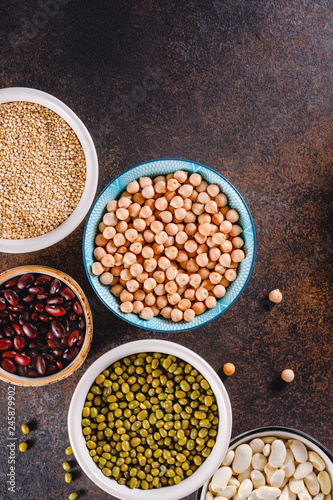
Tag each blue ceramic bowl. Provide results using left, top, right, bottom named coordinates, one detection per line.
left=83, top=159, right=256, bottom=332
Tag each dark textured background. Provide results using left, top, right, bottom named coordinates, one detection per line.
left=0, top=0, right=332, bottom=499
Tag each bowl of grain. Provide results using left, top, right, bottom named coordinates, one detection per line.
left=200, top=426, right=333, bottom=500
left=0, top=87, right=98, bottom=253
left=68, top=339, right=232, bottom=500
left=83, top=159, right=256, bottom=331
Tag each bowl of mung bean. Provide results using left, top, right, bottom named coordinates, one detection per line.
left=0, top=87, right=98, bottom=253
left=68, top=339, right=232, bottom=500
left=200, top=426, right=333, bottom=500
left=0, top=265, right=93, bottom=386
left=83, top=158, right=256, bottom=331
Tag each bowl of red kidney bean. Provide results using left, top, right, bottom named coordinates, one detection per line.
left=0, top=266, right=93, bottom=386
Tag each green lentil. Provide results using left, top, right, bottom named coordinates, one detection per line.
left=68, top=493, right=78, bottom=500
left=82, top=352, right=219, bottom=490
left=65, top=446, right=73, bottom=455
left=64, top=473, right=72, bottom=483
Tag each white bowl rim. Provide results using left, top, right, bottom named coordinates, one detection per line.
left=68, top=339, right=232, bottom=500
left=83, top=157, right=256, bottom=332
left=0, top=87, right=98, bottom=253
left=199, top=425, right=333, bottom=500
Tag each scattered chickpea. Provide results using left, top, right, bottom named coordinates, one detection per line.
left=223, top=363, right=235, bottom=376
left=268, top=289, right=283, bottom=304
left=281, top=369, right=294, bottom=383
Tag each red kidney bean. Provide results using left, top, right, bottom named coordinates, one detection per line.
left=30, top=312, right=39, bottom=322
left=63, top=347, right=79, bottom=361
left=28, top=341, right=44, bottom=350
left=69, top=313, right=77, bottom=321
left=28, top=286, right=45, bottom=295
left=78, top=319, right=85, bottom=330
left=47, top=339, right=60, bottom=349
left=46, top=364, right=57, bottom=375
left=37, top=293, right=49, bottom=301
left=0, top=310, right=9, bottom=318
left=60, top=337, right=67, bottom=346
left=51, top=348, right=62, bottom=358
left=64, top=301, right=72, bottom=311
left=34, top=275, right=52, bottom=286
left=60, top=286, right=75, bottom=300
left=55, top=360, right=64, bottom=370
left=13, top=336, right=27, bottom=351
left=17, top=273, right=34, bottom=290
left=19, top=311, right=30, bottom=324
left=1, top=358, right=16, bottom=373
left=12, top=324, right=24, bottom=336
left=2, top=350, right=16, bottom=359
left=47, top=297, right=63, bottom=305
left=36, top=356, right=46, bottom=375
left=47, top=331, right=54, bottom=340
left=39, top=313, right=50, bottom=322
left=73, top=300, right=83, bottom=315
left=8, top=305, right=25, bottom=312
left=4, top=290, right=19, bottom=306
left=50, top=278, right=61, bottom=295
left=45, top=305, right=66, bottom=316
left=28, top=370, right=38, bottom=377
left=0, top=297, right=6, bottom=310
left=68, top=330, right=79, bottom=347
left=0, top=339, right=13, bottom=350
left=22, top=294, right=35, bottom=303
left=4, top=326, right=15, bottom=337
left=50, top=320, right=66, bottom=338
left=34, top=303, right=45, bottom=312
left=44, top=353, right=54, bottom=362
left=18, top=366, right=28, bottom=376
left=77, top=335, right=84, bottom=347
left=14, top=353, right=31, bottom=366
left=22, top=323, right=38, bottom=339
left=4, top=278, right=18, bottom=288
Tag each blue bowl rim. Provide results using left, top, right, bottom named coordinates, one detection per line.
left=83, top=158, right=256, bottom=332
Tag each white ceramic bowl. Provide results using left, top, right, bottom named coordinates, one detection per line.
left=199, top=426, right=333, bottom=500
left=0, top=87, right=98, bottom=253
left=68, top=339, right=232, bottom=500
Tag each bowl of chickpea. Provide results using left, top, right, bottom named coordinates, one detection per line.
left=83, top=159, right=256, bottom=331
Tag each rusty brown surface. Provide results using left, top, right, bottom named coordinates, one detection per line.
left=0, top=0, right=332, bottom=499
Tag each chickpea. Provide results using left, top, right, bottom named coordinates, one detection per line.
left=152, top=242, right=164, bottom=255
left=174, top=170, right=188, bottom=183
left=101, top=254, right=115, bottom=268
left=99, top=221, right=107, bottom=232
left=111, top=284, right=124, bottom=297
left=126, top=280, right=140, bottom=293
left=281, top=369, right=294, bottom=383
left=133, top=192, right=145, bottom=205
left=175, top=231, right=188, bottom=245
left=107, top=200, right=118, bottom=212
left=134, top=289, right=145, bottom=301
left=150, top=220, right=164, bottom=234
left=178, top=184, right=193, bottom=198
left=184, top=223, right=196, bottom=236
left=161, top=306, right=172, bottom=319
left=103, top=226, right=116, bottom=240
left=139, top=176, right=152, bottom=188
left=133, top=301, right=144, bottom=314
left=205, top=296, right=217, bottom=309
left=164, top=246, right=178, bottom=260
left=143, top=277, right=157, bottom=292
left=212, top=212, right=224, bottom=225
left=132, top=218, right=145, bottom=232
left=183, top=197, right=192, bottom=210
left=189, top=173, right=202, bottom=186
left=184, top=211, right=196, bottom=223
left=186, top=259, right=199, bottom=273
left=91, top=262, right=105, bottom=275
left=120, top=301, right=133, bottom=313
left=215, top=193, right=228, bottom=207
left=196, top=253, right=209, bottom=267
left=209, top=247, right=221, bottom=262
left=171, top=308, right=183, bottom=322
left=189, top=189, right=198, bottom=201
left=198, top=267, right=210, bottom=280
left=143, top=229, right=155, bottom=243
left=211, top=232, right=224, bottom=246
left=207, top=184, right=220, bottom=198
left=127, top=180, right=140, bottom=194
left=154, top=197, right=168, bottom=211
left=160, top=211, right=173, bottom=223
left=145, top=293, right=156, bottom=306
left=155, top=180, right=167, bottom=193
left=175, top=273, right=189, bottom=287
left=120, top=269, right=132, bottom=281
left=219, top=253, right=231, bottom=267
left=184, top=288, right=196, bottom=301
left=184, top=239, right=198, bottom=253
left=169, top=195, right=183, bottom=208
left=94, top=247, right=107, bottom=261
left=103, top=212, right=118, bottom=227
left=141, top=185, right=155, bottom=199
left=202, top=279, right=214, bottom=291
left=154, top=284, right=165, bottom=296
left=99, top=272, right=114, bottom=285
left=129, top=263, right=143, bottom=277
left=112, top=266, right=123, bottom=277
left=231, top=249, right=245, bottom=263
left=194, top=232, right=207, bottom=244
left=223, top=363, right=235, bottom=376
left=229, top=224, right=243, bottom=237
left=220, top=240, right=233, bottom=253
left=139, top=206, right=152, bottom=219
left=137, top=272, right=149, bottom=284
left=128, top=203, right=141, bottom=217
left=155, top=256, right=170, bottom=270
left=120, top=290, right=133, bottom=302
left=268, top=289, right=283, bottom=304
left=106, top=241, right=117, bottom=254
left=192, top=302, right=206, bottom=315
left=197, top=180, right=208, bottom=193
left=164, top=235, right=175, bottom=247
left=178, top=298, right=191, bottom=311
left=195, top=287, right=209, bottom=301
left=95, top=233, right=108, bottom=247
left=167, top=178, right=180, bottom=191
left=156, top=296, right=168, bottom=309
left=197, top=192, right=211, bottom=204
left=225, top=269, right=237, bottom=281
left=174, top=208, right=187, bottom=220
left=165, top=281, right=177, bottom=294
left=184, top=308, right=196, bottom=322
left=166, top=267, right=178, bottom=280
left=226, top=209, right=239, bottom=223
left=129, top=242, right=142, bottom=255
left=213, top=284, right=226, bottom=298
left=164, top=223, right=177, bottom=236
left=215, top=263, right=226, bottom=275
left=116, top=208, right=129, bottom=221
left=209, top=272, right=222, bottom=285
left=192, top=203, right=205, bottom=216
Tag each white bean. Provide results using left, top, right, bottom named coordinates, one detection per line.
left=256, top=486, right=281, bottom=499
left=294, top=462, right=313, bottom=480
left=210, top=467, right=233, bottom=494
left=289, top=440, right=308, bottom=463
left=232, top=444, right=253, bottom=474
left=239, top=478, right=253, bottom=499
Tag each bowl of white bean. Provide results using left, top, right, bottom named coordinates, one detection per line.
left=0, top=87, right=98, bottom=253
left=83, top=158, right=256, bottom=331
left=199, top=426, right=333, bottom=500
